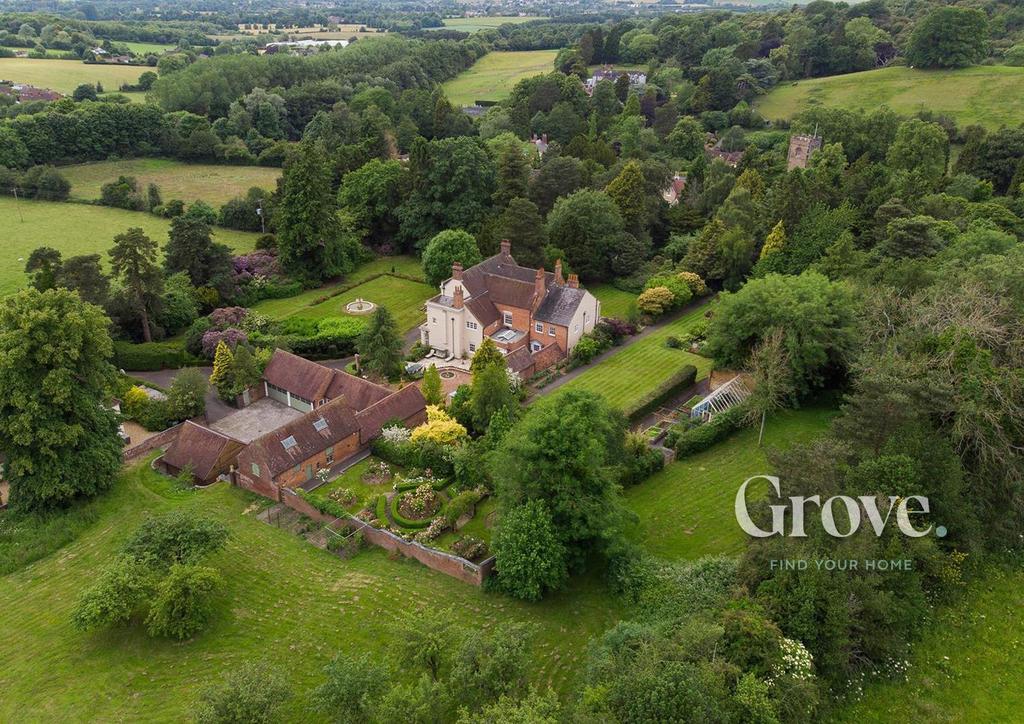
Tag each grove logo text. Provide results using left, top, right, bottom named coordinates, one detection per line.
left=735, top=475, right=944, bottom=539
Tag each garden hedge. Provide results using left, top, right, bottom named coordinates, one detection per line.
left=624, top=364, right=699, bottom=421
left=388, top=493, right=434, bottom=530
left=113, top=341, right=204, bottom=371
left=671, top=404, right=748, bottom=458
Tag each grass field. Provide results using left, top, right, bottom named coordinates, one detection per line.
left=754, top=65, right=1024, bottom=129
left=0, top=197, right=258, bottom=296
left=0, top=459, right=622, bottom=721
left=624, top=405, right=836, bottom=559
left=558, top=304, right=713, bottom=413
left=123, top=41, right=175, bottom=54
left=836, top=565, right=1024, bottom=722
left=60, top=159, right=281, bottom=206
left=435, top=16, right=546, bottom=33
left=591, top=284, right=637, bottom=320
left=0, top=57, right=149, bottom=94
left=442, top=50, right=559, bottom=107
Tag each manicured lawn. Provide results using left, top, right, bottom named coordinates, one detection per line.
left=835, top=566, right=1024, bottom=722
left=0, top=460, right=622, bottom=721
left=250, top=256, right=425, bottom=319
left=624, top=405, right=836, bottom=560
left=591, top=284, right=637, bottom=320
left=297, top=275, right=433, bottom=333
left=558, top=304, right=714, bottom=414
left=442, top=50, right=559, bottom=107
left=0, top=197, right=258, bottom=297
left=0, top=57, right=149, bottom=94
left=60, top=158, right=281, bottom=206
left=754, top=65, right=1024, bottom=130
left=434, top=16, right=547, bottom=33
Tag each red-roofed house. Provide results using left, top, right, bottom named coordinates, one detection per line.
left=419, top=240, right=600, bottom=372
left=157, top=421, right=245, bottom=485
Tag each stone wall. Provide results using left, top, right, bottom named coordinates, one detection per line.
left=280, top=488, right=494, bottom=586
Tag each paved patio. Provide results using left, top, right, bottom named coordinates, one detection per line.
left=209, top=397, right=303, bottom=443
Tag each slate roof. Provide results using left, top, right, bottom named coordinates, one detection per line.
left=355, top=384, right=428, bottom=444
left=246, top=396, right=361, bottom=478
left=456, top=249, right=588, bottom=327
left=161, top=421, right=244, bottom=482
left=534, top=285, right=587, bottom=325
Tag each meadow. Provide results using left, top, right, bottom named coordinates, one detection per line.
left=0, top=197, right=258, bottom=296
left=441, top=50, right=559, bottom=107
left=754, top=65, right=1024, bottom=129
left=558, top=303, right=714, bottom=414
left=60, top=158, right=282, bottom=206
left=436, top=16, right=546, bottom=33
left=624, top=405, right=837, bottom=559
left=123, top=41, right=175, bottom=54
left=0, top=57, right=149, bottom=93
left=0, top=460, right=622, bottom=722
left=836, top=565, right=1024, bottom=722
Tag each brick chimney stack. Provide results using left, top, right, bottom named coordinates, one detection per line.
left=554, top=259, right=564, bottom=286
left=500, top=239, right=511, bottom=258
left=452, top=261, right=463, bottom=281
left=453, top=284, right=464, bottom=309
left=534, top=266, right=546, bottom=301
left=567, top=273, right=579, bottom=289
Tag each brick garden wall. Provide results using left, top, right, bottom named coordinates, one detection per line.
left=280, top=489, right=494, bottom=586
left=123, top=423, right=183, bottom=463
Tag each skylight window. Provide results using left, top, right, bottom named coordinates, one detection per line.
left=281, top=435, right=297, bottom=450
left=313, top=417, right=329, bottom=432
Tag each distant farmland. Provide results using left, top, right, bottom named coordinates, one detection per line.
left=436, top=16, right=546, bottom=33
left=0, top=57, right=149, bottom=94
left=442, top=50, right=558, bottom=107
left=755, top=65, right=1024, bottom=130
left=61, top=159, right=281, bottom=206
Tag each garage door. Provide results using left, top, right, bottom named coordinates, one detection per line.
left=267, top=383, right=289, bottom=406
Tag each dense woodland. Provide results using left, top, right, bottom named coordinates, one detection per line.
left=1, top=0, right=1023, bottom=722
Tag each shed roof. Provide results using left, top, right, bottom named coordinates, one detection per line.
left=246, top=396, right=360, bottom=478
left=161, top=421, right=244, bottom=481
left=356, top=384, right=427, bottom=444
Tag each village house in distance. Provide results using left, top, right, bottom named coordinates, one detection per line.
left=420, top=241, right=600, bottom=377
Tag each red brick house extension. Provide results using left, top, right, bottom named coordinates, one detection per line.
left=234, top=351, right=427, bottom=499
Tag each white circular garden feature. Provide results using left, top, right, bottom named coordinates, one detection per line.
left=344, top=297, right=377, bottom=314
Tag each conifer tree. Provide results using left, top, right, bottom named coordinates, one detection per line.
left=421, top=364, right=444, bottom=406
left=760, top=220, right=787, bottom=259
left=606, top=160, right=647, bottom=234
left=358, top=307, right=402, bottom=380
left=209, top=340, right=235, bottom=399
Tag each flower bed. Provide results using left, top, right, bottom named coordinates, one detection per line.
left=396, top=484, right=443, bottom=522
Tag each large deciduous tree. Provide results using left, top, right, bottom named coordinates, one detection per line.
left=546, top=190, right=627, bottom=281
left=704, top=271, right=859, bottom=395
left=0, top=288, right=122, bottom=510
left=491, top=389, right=628, bottom=571
left=421, top=230, right=483, bottom=287
left=905, top=7, right=988, bottom=69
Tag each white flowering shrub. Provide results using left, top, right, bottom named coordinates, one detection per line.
left=768, top=637, right=814, bottom=686
left=381, top=425, right=411, bottom=443
left=506, top=367, right=522, bottom=392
